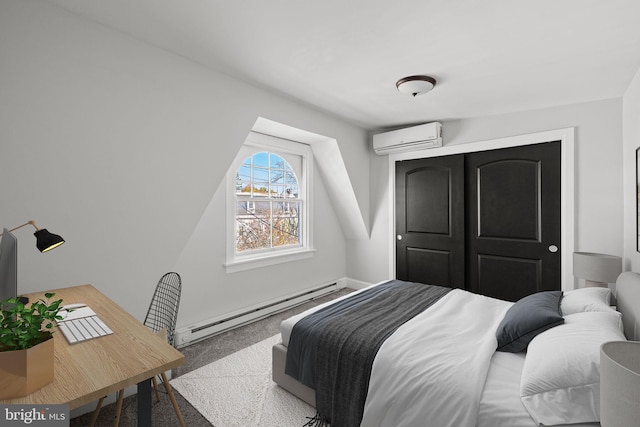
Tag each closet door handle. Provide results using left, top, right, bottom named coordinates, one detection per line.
left=397, top=235, right=403, bottom=241
left=548, top=245, right=558, bottom=253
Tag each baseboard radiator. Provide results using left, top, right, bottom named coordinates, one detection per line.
left=175, top=281, right=341, bottom=347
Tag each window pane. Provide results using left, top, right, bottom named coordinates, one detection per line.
left=285, top=169, right=297, bottom=184
left=272, top=201, right=300, bottom=247
left=270, top=153, right=285, bottom=169
left=253, top=168, right=269, bottom=186
left=253, top=152, right=268, bottom=167
left=271, top=185, right=286, bottom=198
left=236, top=165, right=251, bottom=194
left=236, top=201, right=271, bottom=252
left=287, top=184, right=299, bottom=198
left=285, top=169, right=298, bottom=197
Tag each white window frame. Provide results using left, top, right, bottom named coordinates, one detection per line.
left=225, top=132, right=314, bottom=273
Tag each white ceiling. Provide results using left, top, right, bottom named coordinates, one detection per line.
left=44, top=0, right=640, bottom=130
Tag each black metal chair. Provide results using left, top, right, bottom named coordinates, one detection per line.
left=91, top=272, right=185, bottom=427
left=143, top=272, right=182, bottom=347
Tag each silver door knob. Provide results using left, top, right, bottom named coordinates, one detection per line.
left=548, top=245, right=558, bottom=253
left=397, top=235, right=403, bottom=241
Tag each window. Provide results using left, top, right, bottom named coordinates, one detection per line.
left=235, top=152, right=301, bottom=252
left=225, top=132, right=313, bottom=272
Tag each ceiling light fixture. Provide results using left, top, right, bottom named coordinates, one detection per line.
left=396, top=75, right=437, bottom=97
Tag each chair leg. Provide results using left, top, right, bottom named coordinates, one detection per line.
left=89, top=396, right=105, bottom=427
left=161, top=372, right=186, bottom=427
left=151, top=376, right=161, bottom=402
left=113, top=389, right=124, bottom=427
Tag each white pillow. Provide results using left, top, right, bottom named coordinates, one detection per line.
left=561, top=287, right=614, bottom=316
left=520, top=311, right=625, bottom=426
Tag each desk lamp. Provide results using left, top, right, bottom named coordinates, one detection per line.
left=2, top=220, right=65, bottom=252
left=0, top=220, right=65, bottom=303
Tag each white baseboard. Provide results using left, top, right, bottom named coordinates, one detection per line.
left=344, top=277, right=375, bottom=290
left=175, top=279, right=354, bottom=347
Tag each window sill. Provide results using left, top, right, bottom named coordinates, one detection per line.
left=224, top=248, right=316, bottom=273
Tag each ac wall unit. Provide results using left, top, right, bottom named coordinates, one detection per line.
left=373, top=122, right=442, bottom=155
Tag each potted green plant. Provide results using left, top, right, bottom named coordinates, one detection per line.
left=0, top=293, right=64, bottom=399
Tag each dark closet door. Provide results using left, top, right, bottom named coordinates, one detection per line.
left=395, top=155, right=465, bottom=288
left=466, top=141, right=561, bottom=301
left=395, top=141, right=561, bottom=301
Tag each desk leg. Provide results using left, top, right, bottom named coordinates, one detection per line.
left=138, top=378, right=152, bottom=426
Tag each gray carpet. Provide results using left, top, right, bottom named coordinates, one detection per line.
left=70, top=288, right=353, bottom=426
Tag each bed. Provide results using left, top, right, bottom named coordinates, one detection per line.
left=272, top=272, right=640, bottom=427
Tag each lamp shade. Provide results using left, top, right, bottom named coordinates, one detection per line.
left=34, top=229, right=65, bottom=253
left=573, top=252, right=621, bottom=286
left=600, top=341, right=640, bottom=427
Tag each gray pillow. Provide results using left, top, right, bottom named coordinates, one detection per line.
left=496, top=291, right=564, bottom=353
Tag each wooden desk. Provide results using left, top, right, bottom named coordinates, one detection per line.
left=0, top=284, right=184, bottom=425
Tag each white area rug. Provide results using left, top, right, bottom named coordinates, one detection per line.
left=171, top=334, right=315, bottom=427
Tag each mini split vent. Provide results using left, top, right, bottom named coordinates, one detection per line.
left=373, top=122, right=442, bottom=155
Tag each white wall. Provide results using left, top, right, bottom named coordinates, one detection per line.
left=0, top=0, right=369, bottom=325
left=350, top=99, right=624, bottom=285
left=1, top=1, right=629, bottom=330
left=346, top=150, right=391, bottom=284
left=623, top=67, right=640, bottom=271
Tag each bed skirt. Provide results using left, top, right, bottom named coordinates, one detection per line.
left=272, top=342, right=316, bottom=407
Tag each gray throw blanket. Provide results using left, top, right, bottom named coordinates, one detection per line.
left=285, top=280, right=452, bottom=427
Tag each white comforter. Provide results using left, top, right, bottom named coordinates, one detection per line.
left=360, top=289, right=511, bottom=427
